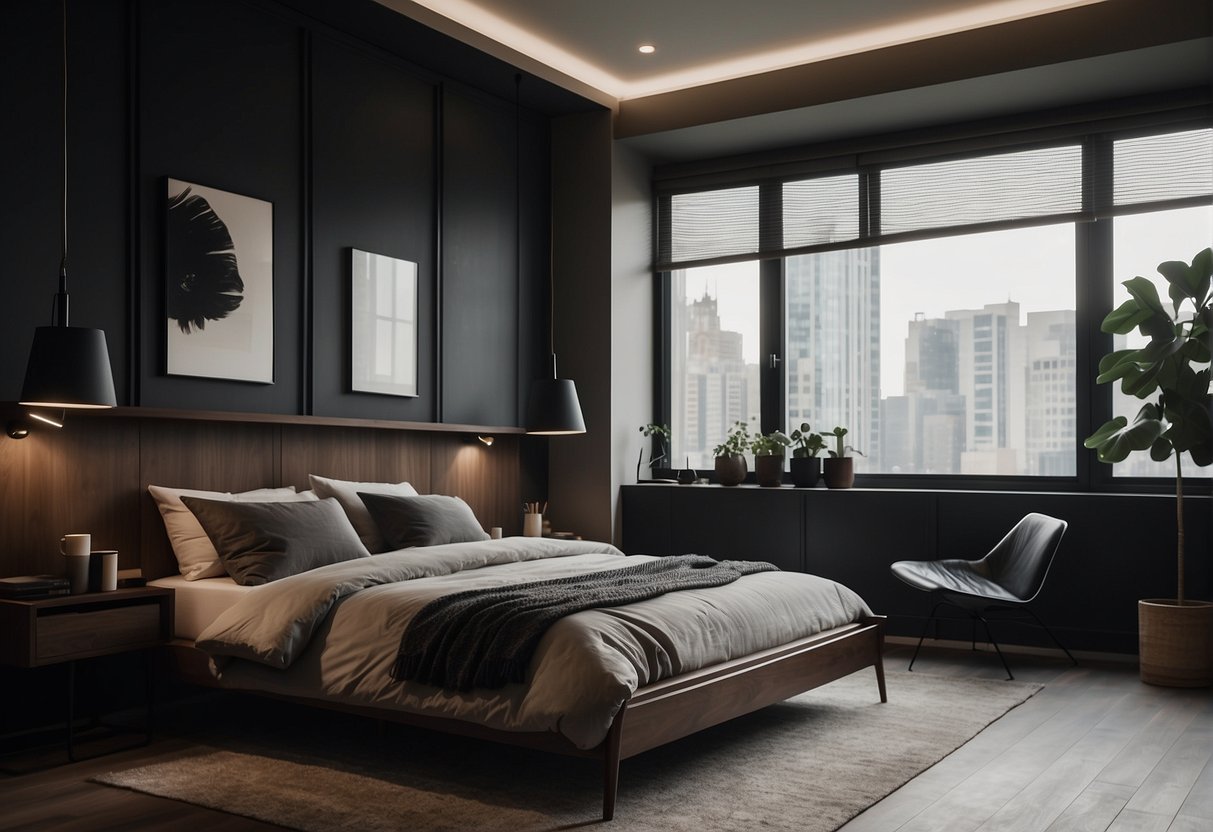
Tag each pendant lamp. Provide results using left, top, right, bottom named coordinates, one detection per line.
left=19, top=0, right=116, bottom=411
left=517, top=75, right=584, bottom=435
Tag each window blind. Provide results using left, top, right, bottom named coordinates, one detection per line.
left=655, top=122, right=1211, bottom=273
left=1112, top=128, right=1213, bottom=212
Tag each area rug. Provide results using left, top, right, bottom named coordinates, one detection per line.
left=93, top=669, right=1039, bottom=832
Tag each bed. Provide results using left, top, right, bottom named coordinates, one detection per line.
left=149, top=539, right=885, bottom=820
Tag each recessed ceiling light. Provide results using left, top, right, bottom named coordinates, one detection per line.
left=638, top=44, right=655, bottom=55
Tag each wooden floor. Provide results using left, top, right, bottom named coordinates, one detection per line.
left=1, top=644, right=1209, bottom=831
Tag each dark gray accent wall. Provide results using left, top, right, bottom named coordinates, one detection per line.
left=0, top=0, right=571, bottom=430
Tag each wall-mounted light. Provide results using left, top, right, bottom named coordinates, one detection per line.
left=19, top=0, right=117, bottom=412
left=478, top=435, right=495, bottom=447
left=6, top=422, right=31, bottom=440
left=462, top=434, right=495, bottom=447
left=29, top=409, right=65, bottom=429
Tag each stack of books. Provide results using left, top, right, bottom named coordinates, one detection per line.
left=0, top=575, right=71, bottom=600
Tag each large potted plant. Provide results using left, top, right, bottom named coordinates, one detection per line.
left=712, top=421, right=752, bottom=487
left=789, top=423, right=826, bottom=487
left=751, top=429, right=791, bottom=487
left=822, top=426, right=864, bottom=489
left=1084, top=247, right=1212, bottom=688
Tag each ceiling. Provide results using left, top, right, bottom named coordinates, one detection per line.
left=378, top=0, right=1106, bottom=101
left=375, top=0, right=1210, bottom=163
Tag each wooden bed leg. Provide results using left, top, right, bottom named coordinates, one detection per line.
left=602, top=708, right=626, bottom=821
left=875, top=651, right=888, bottom=703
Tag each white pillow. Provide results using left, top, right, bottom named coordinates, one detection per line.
left=308, top=474, right=419, bottom=553
left=148, top=485, right=318, bottom=580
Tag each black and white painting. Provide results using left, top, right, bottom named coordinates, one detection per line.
left=165, top=178, right=273, bottom=383
left=351, top=249, right=418, bottom=397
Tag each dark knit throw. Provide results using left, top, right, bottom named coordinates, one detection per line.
left=391, top=554, right=777, bottom=691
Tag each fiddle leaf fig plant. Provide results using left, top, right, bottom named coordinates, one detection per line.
left=789, top=423, right=826, bottom=458
left=1084, top=247, right=1212, bottom=605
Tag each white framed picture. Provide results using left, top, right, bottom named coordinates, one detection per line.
left=351, top=249, right=418, bottom=398
left=165, top=178, right=273, bottom=384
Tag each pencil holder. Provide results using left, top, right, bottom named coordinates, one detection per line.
left=523, top=513, right=543, bottom=537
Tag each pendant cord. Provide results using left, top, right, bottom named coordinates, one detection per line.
left=61, top=0, right=68, bottom=278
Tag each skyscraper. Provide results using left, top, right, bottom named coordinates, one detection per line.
left=785, top=248, right=881, bottom=468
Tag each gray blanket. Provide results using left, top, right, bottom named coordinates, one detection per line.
left=392, top=554, right=776, bottom=691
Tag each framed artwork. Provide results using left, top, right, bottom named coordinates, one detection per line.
left=351, top=249, right=418, bottom=398
left=165, top=178, right=274, bottom=383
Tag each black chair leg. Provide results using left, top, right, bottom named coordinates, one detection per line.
left=909, top=600, right=944, bottom=672
left=1021, top=607, right=1078, bottom=666
left=976, top=614, right=1014, bottom=680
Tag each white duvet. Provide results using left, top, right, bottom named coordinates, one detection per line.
left=196, top=537, right=871, bottom=749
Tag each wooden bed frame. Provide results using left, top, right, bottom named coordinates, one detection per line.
left=162, top=614, right=886, bottom=821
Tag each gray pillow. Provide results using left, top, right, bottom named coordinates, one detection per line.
left=358, top=493, right=490, bottom=549
left=181, top=496, right=370, bottom=586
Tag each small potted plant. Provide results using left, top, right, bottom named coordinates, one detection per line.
left=636, top=423, right=671, bottom=483
left=712, top=421, right=752, bottom=486
left=751, top=429, right=791, bottom=487
left=1084, top=247, right=1212, bottom=687
left=823, top=426, right=864, bottom=489
left=788, top=423, right=826, bottom=487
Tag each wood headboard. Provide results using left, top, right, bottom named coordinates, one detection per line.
left=0, top=409, right=523, bottom=580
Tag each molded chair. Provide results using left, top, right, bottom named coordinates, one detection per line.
left=890, top=512, right=1076, bottom=680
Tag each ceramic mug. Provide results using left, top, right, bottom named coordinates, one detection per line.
left=60, top=533, right=91, bottom=556
left=523, top=513, right=543, bottom=537
left=490, top=527, right=503, bottom=540
left=89, top=550, right=119, bottom=592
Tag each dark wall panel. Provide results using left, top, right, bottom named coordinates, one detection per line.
left=311, top=38, right=436, bottom=421
left=0, top=0, right=129, bottom=403
left=441, top=87, right=518, bottom=426
left=669, top=487, right=803, bottom=572
left=137, top=0, right=303, bottom=413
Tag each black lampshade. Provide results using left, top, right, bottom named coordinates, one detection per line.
left=526, top=377, right=586, bottom=435
left=19, top=325, right=117, bottom=409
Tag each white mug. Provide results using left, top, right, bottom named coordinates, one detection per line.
left=490, top=527, right=503, bottom=540
left=90, top=550, right=119, bottom=592
left=60, top=533, right=91, bottom=556
left=523, top=513, right=543, bottom=537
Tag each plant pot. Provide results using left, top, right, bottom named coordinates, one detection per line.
left=823, top=457, right=854, bottom=489
left=755, top=454, right=784, bottom=487
left=789, top=456, right=820, bottom=488
left=1139, top=599, right=1213, bottom=688
left=714, top=455, right=747, bottom=487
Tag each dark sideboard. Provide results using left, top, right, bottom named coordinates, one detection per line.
left=620, top=484, right=1212, bottom=655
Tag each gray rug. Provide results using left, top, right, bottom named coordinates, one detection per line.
left=94, top=669, right=1039, bottom=831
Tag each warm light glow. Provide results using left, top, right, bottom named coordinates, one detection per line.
left=638, top=44, right=655, bottom=54
left=478, top=435, right=495, bottom=446
left=395, top=0, right=1107, bottom=100
left=29, top=411, right=64, bottom=428
left=17, top=400, right=111, bottom=409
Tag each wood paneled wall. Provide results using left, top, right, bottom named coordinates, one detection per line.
left=0, top=415, right=520, bottom=581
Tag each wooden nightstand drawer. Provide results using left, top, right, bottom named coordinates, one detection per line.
left=36, top=604, right=162, bottom=662
left=0, top=587, right=173, bottom=668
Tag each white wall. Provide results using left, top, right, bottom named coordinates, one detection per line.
left=610, top=142, right=654, bottom=543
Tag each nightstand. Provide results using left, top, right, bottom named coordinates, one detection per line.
left=0, top=587, right=173, bottom=766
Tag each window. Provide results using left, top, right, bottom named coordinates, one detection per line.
left=1111, top=205, right=1213, bottom=478
left=670, top=262, right=761, bottom=470
left=657, top=118, right=1212, bottom=486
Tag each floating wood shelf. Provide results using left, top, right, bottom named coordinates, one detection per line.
left=63, top=406, right=527, bottom=436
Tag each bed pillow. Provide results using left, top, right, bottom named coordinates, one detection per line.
left=308, top=474, right=419, bottom=553
left=359, top=493, right=490, bottom=550
left=180, top=496, right=370, bottom=586
left=148, top=485, right=318, bottom=580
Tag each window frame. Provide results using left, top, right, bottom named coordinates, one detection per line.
left=653, top=103, right=1212, bottom=495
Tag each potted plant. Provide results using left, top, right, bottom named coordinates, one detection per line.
left=636, top=423, right=671, bottom=483
left=822, top=426, right=864, bottom=489
left=712, top=421, right=752, bottom=486
left=788, top=423, right=826, bottom=487
left=751, top=429, right=791, bottom=487
left=1084, top=247, right=1212, bottom=688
